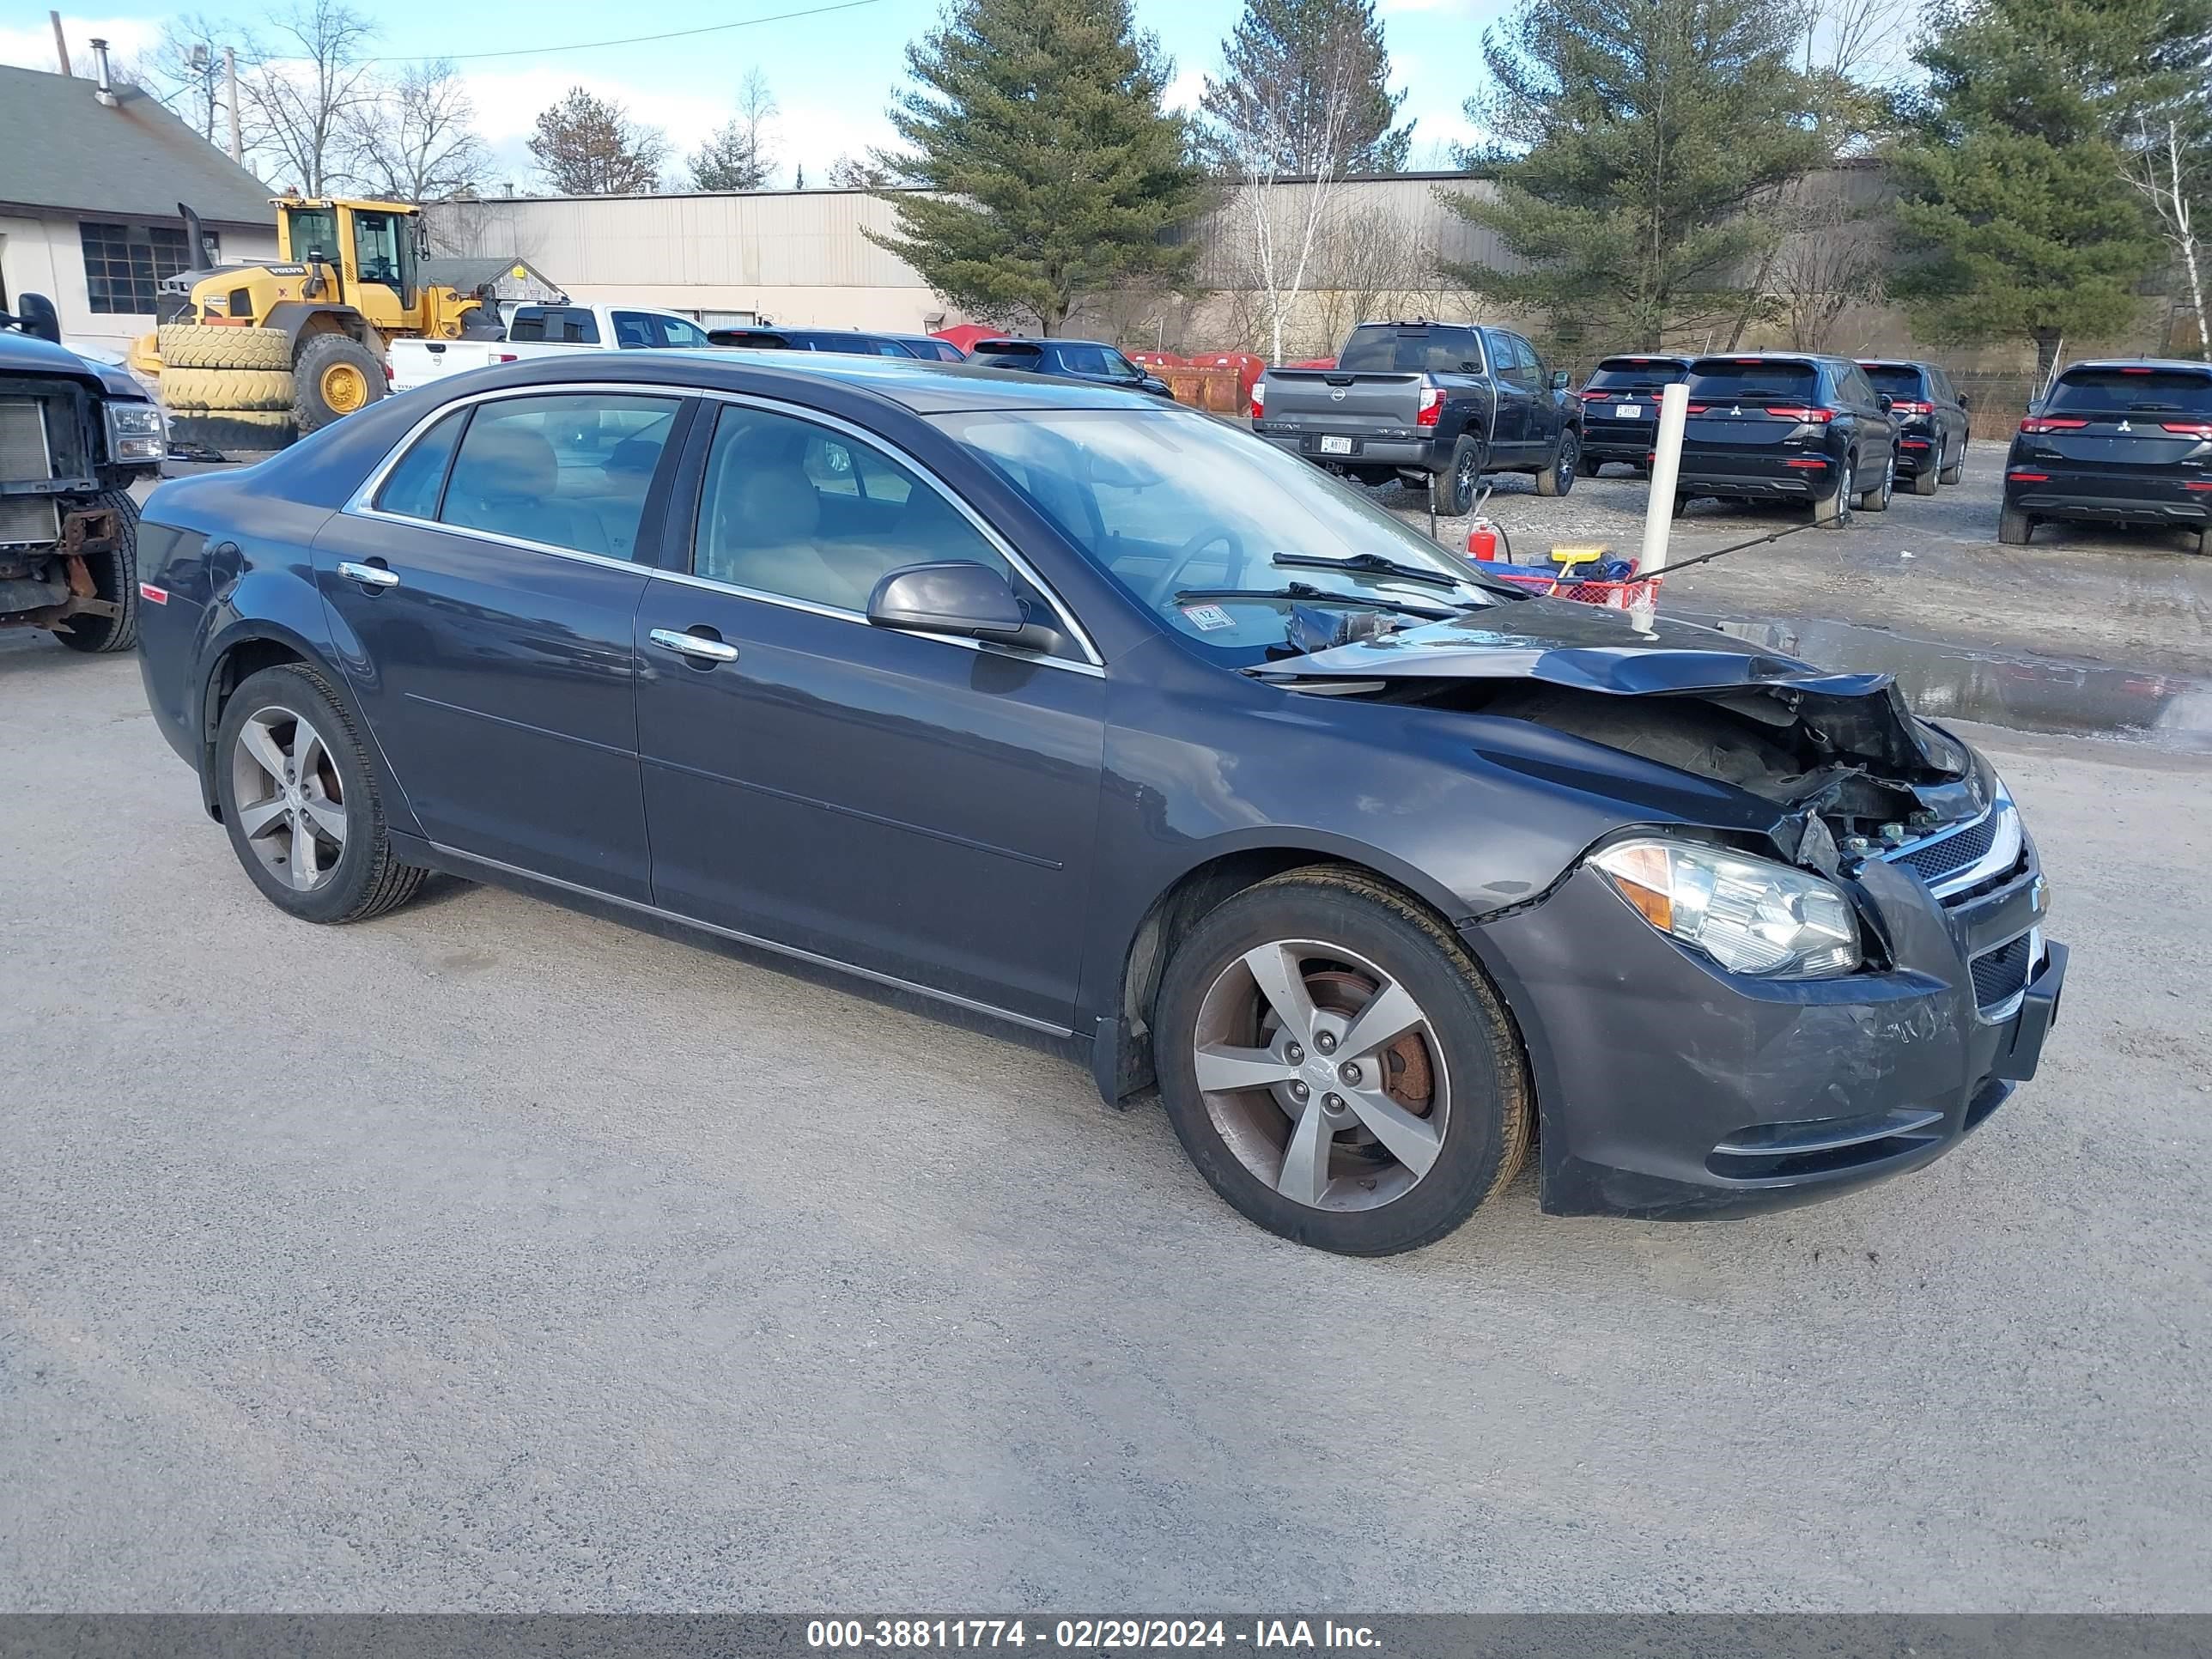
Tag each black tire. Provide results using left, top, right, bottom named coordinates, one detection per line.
left=214, top=663, right=428, bottom=924
left=1438, top=434, right=1486, bottom=516
left=165, top=410, right=296, bottom=453
left=1670, top=493, right=1688, bottom=518
left=1154, top=869, right=1534, bottom=1255
left=157, top=323, right=292, bottom=371
left=1814, top=455, right=1855, bottom=528
left=1997, top=505, right=2034, bottom=545
left=1857, top=448, right=1894, bottom=513
left=2188, top=524, right=2209, bottom=557
left=1912, top=461, right=1940, bottom=495
left=52, top=490, right=141, bottom=654
left=1939, top=444, right=1965, bottom=486
left=292, top=334, right=386, bottom=433
left=1577, top=453, right=1601, bottom=478
left=1534, top=428, right=1579, bottom=496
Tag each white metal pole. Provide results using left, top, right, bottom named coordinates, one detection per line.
left=1639, top=380, right=1690, bottom=574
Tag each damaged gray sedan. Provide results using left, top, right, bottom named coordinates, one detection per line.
left=134, top=354, right=2065, bottom=1255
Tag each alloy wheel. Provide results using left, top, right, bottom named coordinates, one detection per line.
left=1834, top=458, right=1854, bottom=525
left=1190, top=939, right=1449, bottom=1212
left=228, top=703, right=349, bottom=892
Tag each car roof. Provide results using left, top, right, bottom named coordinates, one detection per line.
left=463, top=346, right=1165, bottom=414
left=2056, top=358, right=2212, bottom=374
left=1594, top=353, right=1692, bottom=365
left=1855, top=358, right=1932, bottom=370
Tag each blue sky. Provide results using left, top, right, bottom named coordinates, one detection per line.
left=3, top=0, right=1497, bottom=192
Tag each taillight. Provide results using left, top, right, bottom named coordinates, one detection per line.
left=1578, top=389, right=1607, bottom=402
left=1249, top=379, right=1266, bottom=420
left=1891, top=399, right=1932, bottom=416
left=2160, top=422, right=2212, bottom=439
left=2019, top=416, right=2087, bottom=434
left=1765, top=405, right=1836, bottom=423
left=1685, top=403, right=1710, bottom=415
left=2008, top=471, right=2050, bottom=482
left=492, top=351, right=519, bottom=364
left=1416, top=386, right=1443, bottom=428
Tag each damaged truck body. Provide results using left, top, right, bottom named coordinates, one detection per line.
left=130, top=356, right=2064, bottom=1255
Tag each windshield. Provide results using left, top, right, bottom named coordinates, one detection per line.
left=2044, top=368, right=2212, bottom=415
left=1585, top=357, right=1687, bottom=391
left=1686, top=359, right=1821, bottom=401
left=1336, top=326, right=1482, bottom=375
left=1859, top=363, right=1926, bottom=398
left=935, top=407, right=1499, bottom=656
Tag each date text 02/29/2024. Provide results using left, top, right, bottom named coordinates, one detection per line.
left=805, top=1619, right=1382, bottom=1650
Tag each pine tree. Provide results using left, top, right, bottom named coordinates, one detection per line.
left=1200, top=0, right=1413, bottom=176
left=528, top=88, right=669, bottom=195
left=1888, top=0, right=2209, bottom=376
left=869, top=0, right=1206, bottom=333
left=689, top=71, right=779, bottom=192
left=1440, top=0, right=1826, bottom=349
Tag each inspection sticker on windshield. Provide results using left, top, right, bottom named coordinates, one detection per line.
left=1182, top=604, right=1237, bottom=632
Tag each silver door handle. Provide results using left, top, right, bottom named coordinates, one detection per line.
left=649, top=628, right=738, bottom=663
left=337, top=561, right=398, bottom=588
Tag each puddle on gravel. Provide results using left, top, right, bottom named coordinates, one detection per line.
left=1676, top=611, right=2212, bottom=754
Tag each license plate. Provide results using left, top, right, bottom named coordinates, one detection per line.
left=1613, top=404, right=1641, bottom=418
left=1319, top=435, right=1354, bottom=454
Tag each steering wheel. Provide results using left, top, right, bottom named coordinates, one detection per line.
left=1145, top=526, right=1249, bottom=609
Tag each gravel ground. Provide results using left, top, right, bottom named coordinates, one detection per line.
left=1386, top=439, right=2212, bottom=678
left=3, top=634, right=2208, bottom=1612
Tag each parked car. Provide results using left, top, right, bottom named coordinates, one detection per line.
left=0, top=292, right=165, bottom=653
left=132, top=354, right=2064, bottom=1255
left=707, top=326, right=925, bottom=358
left=2002, top=359, right=2212, bottom=554
left=389, top=303, right=714, bottom=392
left=966, top=338, right=1175, bottom=399
left=1576, top=354, right=1692, bottom=477
left=1251, top=321, right=1583, bottom=513
left=1857, top=359, right=1972, bottom=495
left=1675, top=353, right=1899, bottom=526
left=886, top=333, right=968, bottom=363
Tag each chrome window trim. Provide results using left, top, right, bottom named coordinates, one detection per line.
left=339, top=380, right=1107, bottom=676
left=427, top=839, right=1073, bottom=1039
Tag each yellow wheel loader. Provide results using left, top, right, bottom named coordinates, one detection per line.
left=140, top=197, right=500, bottom=446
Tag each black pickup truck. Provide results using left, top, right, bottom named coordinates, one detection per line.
left=1250, top=320, right=1583, bottom=512
left=2, top=295, right=165, bottom=653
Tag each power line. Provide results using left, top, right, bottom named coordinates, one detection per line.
left=368, top=0, right=893, bottom=64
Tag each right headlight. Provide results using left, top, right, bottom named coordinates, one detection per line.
left=1591, top=837, right=1862, bottom=979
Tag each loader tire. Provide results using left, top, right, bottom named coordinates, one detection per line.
left=293, top=334, right=386, bottom=432
left=160, top=367, right=296, bottom=412
left=156, top=324, right=294, bottom=371
left=166, top=409, right=297, bottom=454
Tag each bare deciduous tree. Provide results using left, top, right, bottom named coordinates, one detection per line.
left=527, top=87, right=670, bottom=196
left=238, top=0, right=380, bottom=195
left=137, top=16, right=236, bottom=145
left=349, top=60, right=489, bottom=203
left=1771, top=182, right=1889, bottom=349
left=690, top=70, right=780, bottom=191
left=1310, top=198, right=1433, bottom=350
left=2124, top=118, right=2209, bottom=360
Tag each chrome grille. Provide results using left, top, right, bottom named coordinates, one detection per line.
left=0, top=399, right=53, bottom=483
left=1893, top=813, right=1997, bottom=884
left=0, top=495, right=60, bottom=547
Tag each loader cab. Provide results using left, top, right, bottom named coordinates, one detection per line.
left=276, top=198, right=422, bottom=314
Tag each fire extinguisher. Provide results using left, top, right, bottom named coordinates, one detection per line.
left=1463, top=485, right=1510, bottom=562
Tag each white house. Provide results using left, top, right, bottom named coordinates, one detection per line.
left=0, top=58, right=279, bottom=356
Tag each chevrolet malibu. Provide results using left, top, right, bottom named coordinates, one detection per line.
left=133, top=354, right=2066, bottom=1255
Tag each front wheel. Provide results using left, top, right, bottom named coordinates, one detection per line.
left=215, top=664, right=428, bottom=923
left=52, top=490, right=141, bottom=654
left=1438, top=434, right=1486, bottom=515
left=293, top=334, right=386, bottom=432
left=1154, top=870, right=1533, bottom=1255
left=1534, top=428, right=1579, bottom=496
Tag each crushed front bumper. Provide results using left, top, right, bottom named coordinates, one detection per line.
left=1464, top=842, right=2064, bottom=1219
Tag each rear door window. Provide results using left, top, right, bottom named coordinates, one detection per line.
left=2044, top=368, right=2212, bottom=416
left=437, top=392, right=683, bottom=560
left=611, top=312, right=659, bottom=349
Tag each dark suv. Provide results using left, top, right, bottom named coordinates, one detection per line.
left=1858, top=360, right=1972, bottom=495
left=1577, top=355, right=1691, bottom=477
left=2002, top=360, right=2212, bottom=554
left=1675, top=354, right=1899, bottom=526
left=967, top=338, right=1174, bottom=399
left=706, top=327, right=924, bottom=357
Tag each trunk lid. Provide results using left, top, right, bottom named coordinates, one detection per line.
left=1261, top=368, right=1430, bottom=434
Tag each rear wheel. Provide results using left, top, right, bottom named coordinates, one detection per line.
left=52, top=491, right=140, bottom=654
left=215, top=664, right=428, bottom=923
left=1438, top=434, right=1486, bottom=515
left=1912, top=459, right=1940, bottom=495
left=1154, top=870, right=1532, bottom=1256
left=1534, top=428, right=1579, bottom=496
left=1939, top=443, right=1966, bottom=486
left=1857, top=450, right=1894, bottom=513
left=1814, top=456, right=1855, bottom=528
left=1997, top=505, right=2034, bottom=545
left=293, top=334, right=386, bottom=433
left=2189, top=525, right=2209, bottom=557
left=1577, top=453, right=1601, bottom=478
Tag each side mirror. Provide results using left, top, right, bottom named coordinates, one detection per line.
left=867, top=561, right=1030, bottom=642
left=1550, top=368, right=1570, bottom=390
left=12, top=293, right=62, bottom=344
left=1958, top=391, right=1972, bottom=411
left=1877, top=392, right=1894, bottom=411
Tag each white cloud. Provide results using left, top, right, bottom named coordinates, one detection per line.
left=0, top=13, right=161, bottom=77
left=1164, top=66, right=1207, bottom=115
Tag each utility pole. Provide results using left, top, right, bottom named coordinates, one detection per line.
left=225, top=47, right=243, bottom=164
left=49, top=9, right=72, bottom=76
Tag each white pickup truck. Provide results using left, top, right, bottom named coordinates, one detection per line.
left=389, top=303, right=715, bottom=392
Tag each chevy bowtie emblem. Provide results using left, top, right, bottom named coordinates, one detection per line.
left=2118, top=420, right=2132, bottom=432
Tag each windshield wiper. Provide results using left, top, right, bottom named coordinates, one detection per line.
left=1272, top=550, right=1470, bottom=591
left=1175, top=582, right=1456, bottom=619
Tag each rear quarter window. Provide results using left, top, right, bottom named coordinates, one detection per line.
left=374, top=407, right=469, bottom=519
left=2044, top=368, right=2212, bottom=415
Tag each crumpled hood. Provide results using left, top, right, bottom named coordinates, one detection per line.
left=0, top=330, right=147, bottom=400
left=1252, top=597, right=1881, bottom=696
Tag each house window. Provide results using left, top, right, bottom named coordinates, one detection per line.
left=79, top=222, right=200, bottom=314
